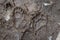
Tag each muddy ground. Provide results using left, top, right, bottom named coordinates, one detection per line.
left=0, top=0, right=60, bottom=40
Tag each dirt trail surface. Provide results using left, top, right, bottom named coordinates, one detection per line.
left=0, top=0, right=60, bottom=40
